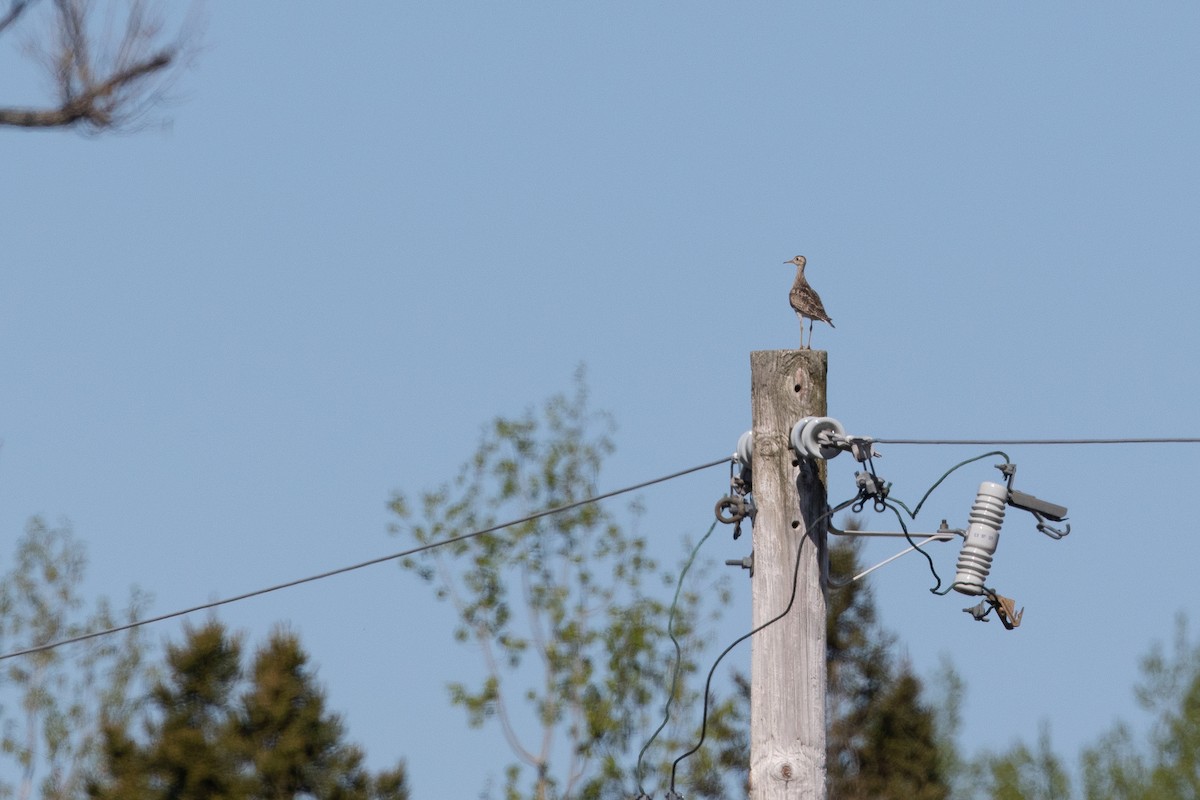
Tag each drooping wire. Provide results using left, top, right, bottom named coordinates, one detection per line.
left=887, top=451, right=1011, bottom=520
left=667, top=496, right=860, bottom=793
left=634, top=518, right=719, bottom=796
left=879, top=500, right=948, bottom=594
left=0, top=456, right=732, bottom=663
left=871, top=451, right=1011, bottom=594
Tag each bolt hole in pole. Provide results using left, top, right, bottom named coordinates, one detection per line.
left=790, top=520, right=800, bottom=529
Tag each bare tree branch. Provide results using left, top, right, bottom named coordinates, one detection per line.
left=0, top=0, right=35, bottom=36
left=0, top=0, right=197, bottom=132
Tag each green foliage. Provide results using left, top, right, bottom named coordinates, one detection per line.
left=1080, top=613, right=1200, bottom=800
left=677, top=673, right=748, bottom=800
left=0, top=517, right=149, bottom=800
left=929, top=655, right=969, bottom=795
left=87, top=621, right=409, bottom=800
left=978, top=725, right=1070, bottom=800
left=958, top=613, right=1200, bottom=800
left=390, top=371, right=727, bottom=799
left=237, top=630, right=375, bottom=798
left=826, top=532, right=949, bottom=800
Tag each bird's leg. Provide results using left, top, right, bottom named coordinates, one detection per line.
left=807, top=319, right=814, bottom=350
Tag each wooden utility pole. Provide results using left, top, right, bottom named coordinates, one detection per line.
left=749, top=349, right=829, bottom=800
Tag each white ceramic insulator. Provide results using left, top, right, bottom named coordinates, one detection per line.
left=789, top=416, right=847, bottom=460
left=953, top=481, right=1008, bottom=596
left=736, top=430, right=754, bottom=467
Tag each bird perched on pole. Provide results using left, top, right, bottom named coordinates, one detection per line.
left=786, top=255, right=834, bottom=350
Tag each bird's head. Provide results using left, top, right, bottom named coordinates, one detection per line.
left=785, top=255, right=806, bottom=270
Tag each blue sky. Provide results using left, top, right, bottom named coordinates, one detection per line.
left=3, top=2, right=1200, bottom=796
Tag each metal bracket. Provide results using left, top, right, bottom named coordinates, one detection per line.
left=724, top=551, right=754, bottom=576
left=1008, top=489, right=1068, bottom=522
left=962, top=590, right=1023, bottom=630
left=715, top=456, right=756, bottom=539
left=996, top=464, right=1071, bottom=539
left=991, top=591, right=1023, bottom=629
left=845, top=435, right=881, bottom=463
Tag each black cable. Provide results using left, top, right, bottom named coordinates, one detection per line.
left=0, top=456, right=732, bottom=663
left=871, top=451, right=1011, bottom=594
left=881, top=500, right=945, bottom=594
left=668, top=497, right=859, bottom=793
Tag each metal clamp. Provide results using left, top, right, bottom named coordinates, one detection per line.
left=962, top=590, right=1024, bottom=630
left=717, top=444, right=756, bottom=539
left=998, top=465, right=1071, bottom=539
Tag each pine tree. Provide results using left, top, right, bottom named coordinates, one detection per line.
left=89, top=620, right=246, bottom=800
left=234, top=628, right=384, bottom=800
left=88, top=621, right=409, bottom=800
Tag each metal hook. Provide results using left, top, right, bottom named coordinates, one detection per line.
left=1035, top=515, right=1071, bottom=540
left=715, top=496, right=746, bottom=526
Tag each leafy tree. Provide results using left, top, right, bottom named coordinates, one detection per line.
left=1081, top=613, right=1200, bottom=800
left=947, top=614, right=1200, bottom=800
left=87, top=620, right=409, bottom=800
left=825, top=533, right=949, bottom=800
left=678, top=673, right=748, bottom=800
left=389, top=372, right=728, bottom=800
left=977, top=725, right=1070, bottom=800
left=0, top=0, right=197, bottom=131
left=0, top=516, right=149, bottom=800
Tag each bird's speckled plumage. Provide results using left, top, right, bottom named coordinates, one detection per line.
left=786, top=255, right=833, bottom=349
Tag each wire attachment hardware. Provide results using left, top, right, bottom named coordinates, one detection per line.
left=845, top=435, right=882, bottom=463
left=788, top=416, right=881, bottom=462
left=962, top=590, right=1023, bottom=630
left=718, top=434, right=756, bottom=539
left=853, top=471, right=891, bottom=512
left=789, top=416, right=847, bottom=460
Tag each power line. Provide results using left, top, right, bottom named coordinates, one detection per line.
left=875, top=437, right=1200, bottom=445
left=0, top=456, right=731, bottom=663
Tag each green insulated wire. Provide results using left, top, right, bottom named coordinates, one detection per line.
left=635, top=518, right=719, bottom=795
left=888, top=450, right=1011, bottom=520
